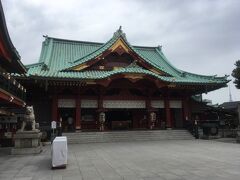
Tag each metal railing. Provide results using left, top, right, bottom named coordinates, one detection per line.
left=0, top=72, right=26, bottom=101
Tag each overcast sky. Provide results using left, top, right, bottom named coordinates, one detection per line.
left=2, top=0, right=240, bottom=104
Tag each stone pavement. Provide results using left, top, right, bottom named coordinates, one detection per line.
left=0, top=140, right=240, bottom=180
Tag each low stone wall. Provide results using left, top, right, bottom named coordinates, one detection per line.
left=198, top=128, right=237, bottom=139
left=219, top=129, right=237, bottom=138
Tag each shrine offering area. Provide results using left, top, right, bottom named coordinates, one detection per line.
left=0, top=140, right=239, bottom=180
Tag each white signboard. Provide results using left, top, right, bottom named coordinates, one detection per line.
left=51, top=121, right=57, bottom=129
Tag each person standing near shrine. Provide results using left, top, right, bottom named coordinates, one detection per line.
left=67, top=116, right=74, bottom=131
left=194, top=115, right=199, bottom=139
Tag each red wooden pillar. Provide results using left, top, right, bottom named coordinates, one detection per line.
left=75, top=95, right=81, bottom=130
left=51, top=95, right=58, bottom=122
left=164, top=98, right=171, bottom=128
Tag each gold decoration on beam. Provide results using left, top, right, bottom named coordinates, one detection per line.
left=168, top=84, right=176, bottom=88
left=110, top=38, right=130, bottom=53
left=124, top=74, right=144, bottom=80
left=113, top=67, right=122, bottom=70
left=149, top=68, right=164, bottom=75
left=99, top=65, right=105, bottom=70
left=72, top=63, right=88, bottom=71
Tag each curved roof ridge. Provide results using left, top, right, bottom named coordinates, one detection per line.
left=44, top=36, right=104, bottom=46
left=25, top=62, right=44, bottom=68
left=182, top=70, right=229, bottom=80
left=132, top=45, right=158, bottom=49
left=44, top=36, right=161, bottom=50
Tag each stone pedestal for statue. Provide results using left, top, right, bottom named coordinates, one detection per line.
left=11, top=130, right=42, bottom=155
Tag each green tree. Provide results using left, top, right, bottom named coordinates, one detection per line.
left=232, top=60, right=240, bottom=89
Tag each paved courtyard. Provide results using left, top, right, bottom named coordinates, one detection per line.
left=0, top=140, right=240, bottom=180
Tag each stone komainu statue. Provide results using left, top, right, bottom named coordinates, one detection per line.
left=20, top=106, right=37, bottom=131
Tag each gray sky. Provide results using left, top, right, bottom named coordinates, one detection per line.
left=2, top=0, right=240, bottom=104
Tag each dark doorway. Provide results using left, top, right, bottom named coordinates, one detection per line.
left=132, top=110, right=147, bottom=129
left=106, top=110, right=133, bottom=130
left=81, top=108, right=97, bottom=130
left=58, top=108, right=75, bottom=132
left=157, top=109, right=166, bottom=129
left=171, top=108, right=183, bottom=129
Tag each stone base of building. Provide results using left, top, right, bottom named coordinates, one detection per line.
left=11, top=130, right=42, bottom=155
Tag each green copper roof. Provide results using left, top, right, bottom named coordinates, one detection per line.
left=26, top=64, right=226, bottom=85
left=61, top=28, right=181, bottom=77
left=25, top=28, right=229, bottom=86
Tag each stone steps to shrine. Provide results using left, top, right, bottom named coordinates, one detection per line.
left=63, top=130, right=194, bottom=144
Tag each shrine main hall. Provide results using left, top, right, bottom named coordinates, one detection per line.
left=17, top=28, right=228, bottom=132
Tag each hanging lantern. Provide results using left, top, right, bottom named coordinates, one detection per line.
left=9, top=96, right=14, bottom=102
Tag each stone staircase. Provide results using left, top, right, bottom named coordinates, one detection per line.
left=63, top=130, right=194, bottom=144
